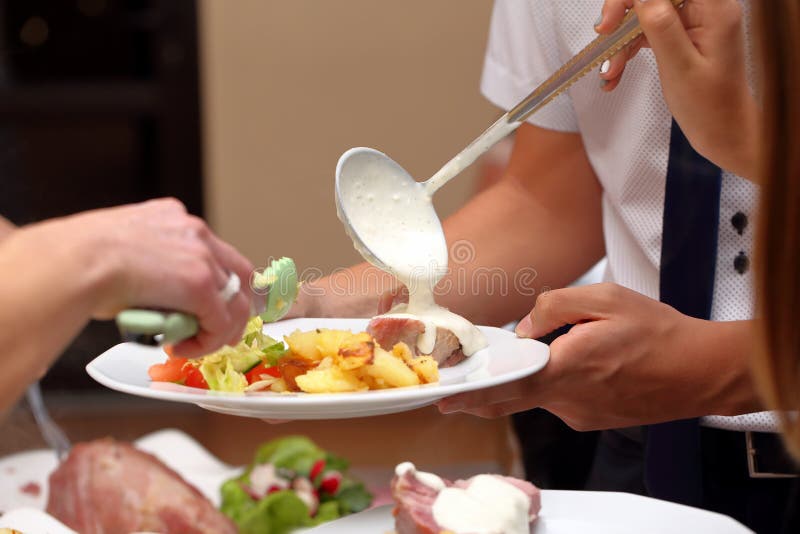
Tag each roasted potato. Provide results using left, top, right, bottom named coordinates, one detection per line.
left=295, top=357, right=367, bottom=393
left=391, top=342, right=438, bottom=384
left=285, top=329, right=323, bottom=361
left=281, top=329, right=438, bottom=393
left=315, top=329, right=356, bottom=359
left=366, top=347, right=421, bottom=388
left=336, top=332, right=375, bottom=370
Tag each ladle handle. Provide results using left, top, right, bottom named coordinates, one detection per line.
left=425, top=1, right=683, bottom=195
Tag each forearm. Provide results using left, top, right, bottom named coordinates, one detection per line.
left=432, top=175, right=604, bottom=325
left=0, top=220, right=109, bottom=411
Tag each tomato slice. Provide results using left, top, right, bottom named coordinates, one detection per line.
left=245, top=362, right=281, bottom=384
left=148, top=356, right=188, bottom=383
left=184, top=365, right=209, bottom=389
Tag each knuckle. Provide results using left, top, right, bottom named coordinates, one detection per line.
left=598, top=282, right=621, bottom=301
left=185, top=264, right=215, bottom=293
left=185, top=215, right=210, bottom=238
left=535, top=290, right=559, bottom=316
left=644, top=3, right=679, bottom=33
left=157, top=197, right=187, bottom=212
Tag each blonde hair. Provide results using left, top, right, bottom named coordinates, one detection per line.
left=754, top=0, right=800, bottom=459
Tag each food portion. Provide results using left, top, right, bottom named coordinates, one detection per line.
left=148, top=317, right=439, bottom=394
left=220, top=436, right=372, bottom=534
left=370, top=280, right=488, bottom=367
left=367, top=316, right=466, bottom=367
left=46, top=439, right=237, bottom=534
left=148, top=316, right=287, bottom=393
left=282, top=328, right=438, bottom=393
left=391, top=462, right=540, bottom=534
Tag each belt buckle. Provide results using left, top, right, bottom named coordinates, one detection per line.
left=745, top=431, right=799, bottom=479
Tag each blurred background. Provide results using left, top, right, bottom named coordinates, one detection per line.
left=1, top=0, right=519, bottom=491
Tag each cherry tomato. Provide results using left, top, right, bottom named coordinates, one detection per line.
left=245, top=362, right=281, bottom=384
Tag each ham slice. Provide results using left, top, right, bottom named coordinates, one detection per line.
left=367, top=317, right=466, bottom=367
left=391, top=466, right=541, bottom=534
left=46, top=439, right=236, bottom=534
left=391, top=468, right=449, bottom=534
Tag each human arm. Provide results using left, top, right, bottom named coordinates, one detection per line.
left=439, top=283, right=762, bottom=429
left=596, top=0, right=759, bottom=181
left=294, top=122, right=606, bottom=326
left=0, top=199, right=254, bottom=412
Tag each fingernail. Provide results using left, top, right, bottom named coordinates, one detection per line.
left=594, top=13, right=603, bottom=27
left=600, top=78, right=610, bottom=89
left=638, top=0, right=651, bottom=3
left=515, top=315, right=533, bottom=338
left=600, top=59, right=611, bottom=75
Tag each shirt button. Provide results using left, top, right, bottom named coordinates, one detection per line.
left=734, top=251, right=750, bottom=275
left=731, top=212, right=748, bottom=235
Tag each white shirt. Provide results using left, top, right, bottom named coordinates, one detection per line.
left=482, top=0, right=775, bottom=432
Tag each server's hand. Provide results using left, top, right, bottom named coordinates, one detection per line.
left=596, top=0, right=759, bottom=181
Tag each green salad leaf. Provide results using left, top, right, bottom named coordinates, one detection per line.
left=222, top=480, right=313, bottom=534
left=220, top=436, right=372, bottom=533
left=197, top=317, right=286, bottom=392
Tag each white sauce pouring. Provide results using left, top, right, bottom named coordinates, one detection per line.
left=337, top=148, right=488, bottom=357
left=394, top=462, right=531, bottom=534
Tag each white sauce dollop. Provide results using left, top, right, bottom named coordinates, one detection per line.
left=432, top=475, right=531, bottom=534
left=395, top=461, right=446, bottom=491
left=394, top=462, right=531, bottom=534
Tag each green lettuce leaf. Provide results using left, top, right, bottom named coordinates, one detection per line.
left=262, top=342, right=288, bottom=367
left=253, top=435, right=325, bottom=474
left=199, top=356, right=248, bottom=392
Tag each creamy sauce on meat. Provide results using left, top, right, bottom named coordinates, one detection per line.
left=395, top=462, right=531, bottom=534
left=340, top=155, right=487, bottom=357
left=379, top=284, right=487, bottom=356
left=433, top=475, right=531, bottom=534
left=395, top=461, right=446, bottom=491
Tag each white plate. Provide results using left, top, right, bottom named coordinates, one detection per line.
left=86, top=318, right=549, bottom=419
left=305, top=494, right=753, bottom=534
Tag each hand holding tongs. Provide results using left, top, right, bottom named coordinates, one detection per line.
left=115, top=257, right=300, bottom=346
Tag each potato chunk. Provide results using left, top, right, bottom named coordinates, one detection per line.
left=285, top=329, right=323, bottom=361
left=366, top=347, right=421, bottom=388
left=295, top=361, right=367, bottom=393
left=336, top=333, right=375, bottom=370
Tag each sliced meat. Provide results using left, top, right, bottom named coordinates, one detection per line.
left=46, top=439, right=236, bottom=534
left=367, top=317, right=465, bottom=367
left=431, top=328, right=466, bottom=367
left=391, top=469, right=449, bottom=534
left=367, top=316, right=425, bottom=353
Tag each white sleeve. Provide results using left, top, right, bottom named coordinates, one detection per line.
left=480, top=0, right=579, bottom=133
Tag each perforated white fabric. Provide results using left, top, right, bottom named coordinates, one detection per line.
left=482, top=0, right=770, bottom=432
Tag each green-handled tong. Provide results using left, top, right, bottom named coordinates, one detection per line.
left=115, top=257, right=300, bottom=346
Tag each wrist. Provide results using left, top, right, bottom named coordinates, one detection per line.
left=47, top=214, right=125, bottom=318
left=691, top=318, right=762, bottom=416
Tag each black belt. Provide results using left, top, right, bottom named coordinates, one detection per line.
left=701, top=427, right=800, bottom=479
